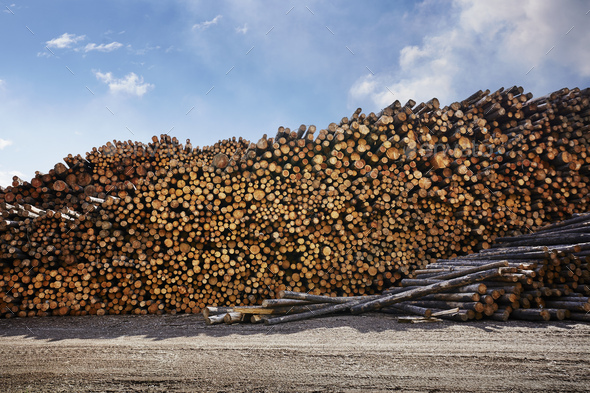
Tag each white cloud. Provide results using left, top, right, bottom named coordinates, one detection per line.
left=0, top=138, right=12, bottom=149
left=349, top=0, right=590, bottom=109
left=82, top=42, right=123, bottom=52
left=0, top=79, right=4, bottom=89
left=235, top=23, right=248, bottom=34
left=94, top=71, right=154, bottom=97
left=2, top=4, right=15, bottom=13
left=128, top=44, right=161, bottom=55
left=0, top=170, right=25, bottom=187
left=46, top=33, right=86, bottom=49
left=192, top=15, right=222, bottom=30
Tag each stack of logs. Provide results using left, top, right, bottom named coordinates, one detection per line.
left=208, top=213, right=590, bottom=325
left=2, top=85, right=590, bottom=318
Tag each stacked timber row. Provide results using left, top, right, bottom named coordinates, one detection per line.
left=1, top=86, right=590, bottom=318
left=214, top=213, right=590, bottom=325
left=441, top=213, right=590, bottom=321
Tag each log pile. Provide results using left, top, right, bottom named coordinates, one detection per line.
left=2, top=85, right=590, bottom=318
left=210, top=214, right=590, bottom=325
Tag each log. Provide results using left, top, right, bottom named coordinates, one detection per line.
left=542, top=301, right=590, bottom=312
left=509, top=308, right=551, bottom=321
left=407, top=261, right=509, bottom=282
left=234, top=303, right=333, bottom=315
left=205, top=314, right=227, bottom=325
left=431, top=308, right=471, bottom=322
left=277, top=291, right=381, bottom=304
left=489, top=309, right=511, bottom=322
left=202, top=306, right=233, bottom=318
left=569, top=312, right=590, bottom=322
left=388, top=303, right=432, bottom=318
left=408, top=300, right=485, bottom=313
left=264, top=301, right=358, bottom=325
left=223, top=311, right=244, bottom=324
left=261, top=299, right=314, bottom=307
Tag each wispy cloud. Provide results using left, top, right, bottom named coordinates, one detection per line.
left=128, top=44, right=161, bottom=55
left=0, top=79, right=5, bottom=89
left=94, top=71, right=154, bottom=97
left=235, top=23, right=248, bottom=34
left=0, top=138, right=13, bottom=150
left=192, top=15, right=222, bottom=31
left=46, top=33, right=86, bottom=49
left=2, top=3, right=16, bottom=13
left=82, top=42, right=123, bottom=52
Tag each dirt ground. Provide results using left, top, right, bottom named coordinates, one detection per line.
left=1, top=313, right=589, bottom=393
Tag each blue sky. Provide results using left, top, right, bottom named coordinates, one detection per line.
left=1, top=0, right=589, bottom=186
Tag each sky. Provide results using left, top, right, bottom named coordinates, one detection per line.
left=0, top=0, right=589, bottom=186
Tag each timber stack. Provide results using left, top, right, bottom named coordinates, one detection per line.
left=1, top=86, right=590, bottom=319
left=209, top=213, right=590, bottom=325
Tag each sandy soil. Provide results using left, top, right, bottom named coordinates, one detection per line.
left=1, top=313, right=589, bottom=393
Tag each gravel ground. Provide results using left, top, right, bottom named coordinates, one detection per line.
left=1, top=313, right=589, bottom=392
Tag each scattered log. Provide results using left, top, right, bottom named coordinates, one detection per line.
left=349, top=268, right=503, bottom=314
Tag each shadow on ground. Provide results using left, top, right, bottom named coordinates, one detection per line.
left=0, top=312, right=585, bottom=342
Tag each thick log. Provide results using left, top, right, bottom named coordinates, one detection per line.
left=542, top=301, right=590, bottom=312
left=489, top=309, right=511, bottom=322
left=205, top=314, right=227, bottom=325
left=223, top=312, right=245, bottom=324
left=388, top=303, right=432, bottom=318
left=569, top=312, right=590, bottom=322
left=509, top=308, right=551, bottom=321
left=408, top=300, right=485, bottom=313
